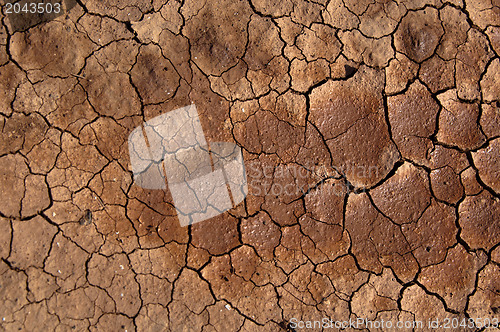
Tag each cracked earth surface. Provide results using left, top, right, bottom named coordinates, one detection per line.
left=0, top=0, right=499, bottom=331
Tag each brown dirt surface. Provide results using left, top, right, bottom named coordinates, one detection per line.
left=0, top=0, right=499, bottom=331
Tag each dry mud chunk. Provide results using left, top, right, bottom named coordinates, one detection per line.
left=290, top=0, right=323, bottom=27
left=387, top=81, right=439, bottom=164
left=136, top=274, right=172, bottom=306
left=459, top=191, right=500, bottom=251
left=359, top=1, right=406, bottom=38
left=339, top=30, right=393, bottom=67
left=88, top=161, right=131, bottom=207
left=436, top=89, right=486, bottom=150
left=299, top=215, right=350, bottom=263
left=26, top=267, right=59, bottom=302
left=420, top=56, right=455, bottom=93
left=316, top=255, right=369, bottom=300
left=456, top=29, right=494, bottom=101
left=310, top=66, right=399, bottom=188
left=345, top=193, right=418, bottom=282
left=47, top=287, right=109, bottom=321
left=22, top=174, right=50, bottom=217
left=135, top=304, right=170, bottom=331
left=480, top=103, right=500, bottom=139
left=171, top=269, right=214, bottom=314
left=241, top=212, right=280, bottom=261
left=251, top=0, right=293, bottom=16
left=402, top=200, right=457, bottom=267
left=48, top=133, right=108, bottom=192
left=430, top=167, right=464, bottom=204
left=0, top=154, right=29, bottom=218
left=10, top=20, right=93, bottom=77
left=93, top=40, right=139, bottom=73
left=371, top=163, right=432, bottom=225
left=304, top=179, right=345, bottom=224
left=10, top=216, right=57, bottom=269
left=44, top=233, right=89, bottom=291
left=273, top=225, right=311, bottom=273
left=78, top=15, right=133, bottom=46
left=437, top=6, right=470, bottom=61
left=472, top=138, right=500, bottom=194
left=183, top=0, right=251, bottom=76
left=0, top=260, right=28, bottom=321
left=93, top=314, right=135, bottom=332
left=202, top=255, right=281, bottom=324
left=88, top=253, right=141, bottom=317
left=191, top=214, right=240, bottom=255
left=233, top=110, right=305, bottom=163
left=0, top=217, right=11, bottom=259
left=83, top=0, right=152, bottom=21
left=394, top=7, right=444, bottom=63
left=427, top=144, right=469, bottom=172
left=419, top=245, right=487, bottom=312
left=81, top=117, right=137, bottom=167
left=0, top=63, right=25, bottom=116
left=245, top=16, right=283, bottom=71
left=481, top=58, right=500, bottom=103
left=7, top=302, right=59, bottom=332
left=27, top=128, right=61, bottom=174
left=385, top=53, right=418, bottom=95
left=401, top=285, right=458, bottom=329
left=82, top=57, right=141, bottom=119
left=461, top=167, right=483, bottom=196
left=352, top=269, right=401, bottom=320
left=0, top=112, right=47, bottom=155
left=468, top=263, right=500, bottom=320
left=290, top=59, right=330, bottom=93
left=46, top=84, right=96, bottom=135
left=486, top=26, right=500, bottom=54
left=324, top=0, right=359, bottom=30
left=130, top=44, right=180, bottom=104
left=158, top=30, right=192, bottom=81
left=465, top=0, right=500, bottom=30
left=131, top=12, right=171, bottom=44
left=296, top=24, right=341, bottom=62
left=129, top=243, right=186, bottom=282
left=207, top=301, right=245, bottom=331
